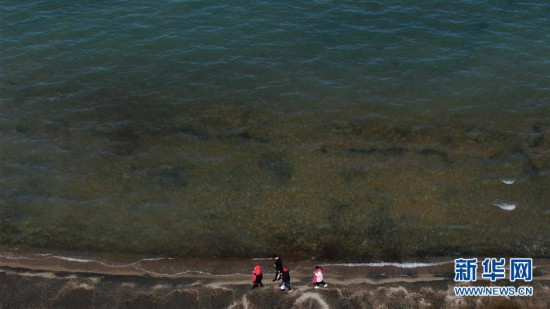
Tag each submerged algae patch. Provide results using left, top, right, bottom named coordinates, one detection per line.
left=1, top=106, right=549, bottom=259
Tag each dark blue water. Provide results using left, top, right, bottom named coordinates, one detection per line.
left=3, top=1, right=549, bottom=109
left=1, top=1, right=549, bottom=258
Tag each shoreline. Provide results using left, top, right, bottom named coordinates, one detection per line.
left=0, top=247, right=457, bottom=279
left=1, top=248, right=549, bottom=308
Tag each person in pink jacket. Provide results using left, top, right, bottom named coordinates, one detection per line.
left=312, top=265, right=328, bottom=288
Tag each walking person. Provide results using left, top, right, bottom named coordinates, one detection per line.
left=252, top=264, right=264, bottom=289
left=312, top=265, right=328, bottom=288
left=272, top=255, right=283, bottom=281
left=279, top=266, right=292, bottom=292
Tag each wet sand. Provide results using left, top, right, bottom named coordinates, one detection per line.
left=1, top=249, right=549, bottom=308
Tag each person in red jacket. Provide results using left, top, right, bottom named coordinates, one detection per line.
left=252, top=265, right=264, bottom=289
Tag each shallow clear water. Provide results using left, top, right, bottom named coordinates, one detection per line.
left=1, top=1, right=549, bottom=259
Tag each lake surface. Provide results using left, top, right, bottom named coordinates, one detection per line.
left=1, top=1, right=549, bottom=259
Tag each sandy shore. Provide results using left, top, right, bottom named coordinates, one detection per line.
left=1, top=249, right=549, bottom=308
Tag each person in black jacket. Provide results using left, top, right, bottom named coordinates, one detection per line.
left=272, top=254, right=283, bottom=281
left=279, top=266, right=292, bottom=291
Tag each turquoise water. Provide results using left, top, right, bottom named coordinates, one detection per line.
left=1, top=1, right=549, bottom=258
